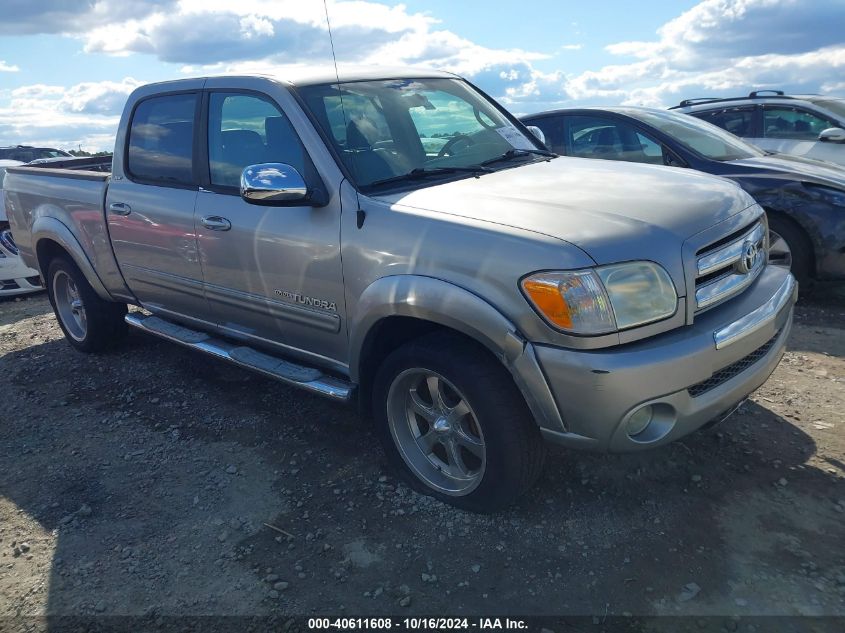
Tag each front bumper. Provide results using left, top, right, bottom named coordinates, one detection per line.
left=0, top=248, right=42, bottom=297
left=532, top=266, right=796, bottom=452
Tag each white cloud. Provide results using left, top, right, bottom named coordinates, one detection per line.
left=0, top=79, right=142, bottom=151
left=0, top=61, right=19, bottom=72
left=1, top=0, right=843, bottom=149
left=565, top=0, right=845, bottom=107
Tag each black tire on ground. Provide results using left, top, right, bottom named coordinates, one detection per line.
left=767, top=213, right=813, bottom=286
left=372, top=331, right=546, bottom=513
left=46, top=256, right=127, bottom=353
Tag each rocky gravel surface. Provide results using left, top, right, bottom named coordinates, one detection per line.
left=1, top=287, right=844, bottom=632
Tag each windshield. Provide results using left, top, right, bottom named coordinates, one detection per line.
left=623, top=109, right=764, bottom=161
left=297, top=78, right=544, bottom=190
left=813, top=99, right=845, bottom=121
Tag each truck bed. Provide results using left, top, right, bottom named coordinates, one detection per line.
left=2, top=161, right=129, bottom=301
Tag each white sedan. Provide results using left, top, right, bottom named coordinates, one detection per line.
left=1, top=160, right=42, bottom=297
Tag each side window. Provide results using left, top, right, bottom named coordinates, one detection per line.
left=694, top=107, right=754, bottom=137
left=127, top=93, right=197, bottom=185
left=566, top=116, right=665, bottom=164
left=208, top=93, right=307, bottom=188
left=763, top=106, right=835, bottom=140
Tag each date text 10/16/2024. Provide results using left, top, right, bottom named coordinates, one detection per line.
left=307, top=618, right=529, bottom=630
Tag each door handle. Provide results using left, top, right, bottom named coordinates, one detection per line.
left=109, top=202, right=131, bottom=216
left=201, top=216, right=232, bottom=231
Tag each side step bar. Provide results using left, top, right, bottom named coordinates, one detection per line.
left=125, top=313, right=355, bottom=402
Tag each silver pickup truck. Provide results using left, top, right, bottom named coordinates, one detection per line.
left=4, top=68, right=796, bottom=511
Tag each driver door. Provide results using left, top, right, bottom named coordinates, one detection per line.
left=195, top=89, right=347, bottom=363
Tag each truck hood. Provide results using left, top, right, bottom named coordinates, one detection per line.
left=373, top=156, right=755, bottom=270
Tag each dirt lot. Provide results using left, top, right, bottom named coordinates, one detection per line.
left=1, top=287, right=844, bottom=630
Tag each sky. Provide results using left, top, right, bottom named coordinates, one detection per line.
left=0, top=0, right=843, bottom=152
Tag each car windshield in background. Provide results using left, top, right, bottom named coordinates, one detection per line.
left=298, top=78, right=544, bottom=190
left=813, top=99, right=845, bottom=120
left=623, top=109, right=764, bottom=161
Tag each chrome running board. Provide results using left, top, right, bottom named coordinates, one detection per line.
left=125, top=312, right=354, bottom=402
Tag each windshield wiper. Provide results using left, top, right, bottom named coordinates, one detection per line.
left=366, top=165, right=492, bottom=189
left=480, top=148, right=558, bottom=167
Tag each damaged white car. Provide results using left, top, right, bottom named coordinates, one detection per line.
left=1, top=160, right=42, bottom=296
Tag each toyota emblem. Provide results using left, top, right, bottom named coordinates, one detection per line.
left=737, top=239, right=759, bottom=274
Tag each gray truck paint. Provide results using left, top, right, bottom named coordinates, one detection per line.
left=3, top=70, right=795, bottom=452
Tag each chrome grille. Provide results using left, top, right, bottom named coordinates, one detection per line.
left=694, top=220, right=766, bottom=311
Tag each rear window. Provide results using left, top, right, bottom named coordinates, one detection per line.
left=127, top=93, right=197, bottom=185
left=693, top=108, right=755, bottom=137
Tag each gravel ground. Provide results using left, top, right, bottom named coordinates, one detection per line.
left=0, top=287, right=844, bottom=631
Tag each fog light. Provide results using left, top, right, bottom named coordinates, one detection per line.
left=626, top=405, right=653, bottom=437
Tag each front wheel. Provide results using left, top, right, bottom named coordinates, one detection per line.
left=372, top=332, right=545, bottom=512
left=767, top=215, right=812, bottom=285
left=47, top=256, right=127, bottom=352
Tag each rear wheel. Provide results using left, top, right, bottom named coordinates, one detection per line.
left=373, top=332, right=545, bottom=512
left=47, top=256, right=127, bottom=352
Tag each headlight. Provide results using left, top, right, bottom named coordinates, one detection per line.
left=805, top=184, right=845, bottom=207
left=521, top=261, right=677, bottom=335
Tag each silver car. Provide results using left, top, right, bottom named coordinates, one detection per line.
left=672, top=91, right=845, bottom=166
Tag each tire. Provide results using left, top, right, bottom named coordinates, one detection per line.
left=372, top=331, right=546, bottom=512
left=46, top=256, right=127, bottom=352
left=767, top=214, right=812, bottom=286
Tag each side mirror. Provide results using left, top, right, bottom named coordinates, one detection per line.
left=240, top=163, right=308, bottom=205
left=818, top=127, right=845, bottom=143
left=525, top=125, right=547, bottom=147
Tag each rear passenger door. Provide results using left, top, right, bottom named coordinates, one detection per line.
left=195, top=88, right=347, bottom=364
left=693, top=106, right=758, bottom=142
left=106, top=89, right=208, bottom=324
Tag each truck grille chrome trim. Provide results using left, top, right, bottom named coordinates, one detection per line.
left=688, top=328, right=781, bottom=398
left=713, top=273, right=796, bottom=350
left=694, top=220, right=766, bottom=311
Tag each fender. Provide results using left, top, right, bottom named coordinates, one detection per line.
left=349, top=275, right=566, bottom=433
left=32, top=216, right=113, bottom=301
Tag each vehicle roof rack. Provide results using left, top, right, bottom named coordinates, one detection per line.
left=670, top=91, right=800, bottom=110
left=674, top=97, right=724, bottom=108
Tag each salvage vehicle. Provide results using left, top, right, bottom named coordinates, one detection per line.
left=0, top=159, right=42, bottom=296
left=521, top=107, right=845, bottom=284
left=4, top=69, right=796, bottom=511
left=670, top=91, right=845, bottom=167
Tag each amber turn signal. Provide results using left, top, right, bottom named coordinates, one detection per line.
left=522, top=278, right=574, bottom=329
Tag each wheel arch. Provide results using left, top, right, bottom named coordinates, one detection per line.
left=33, top=217, right=113, bottom=300
left=350, top=275, right=565, bottom=433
